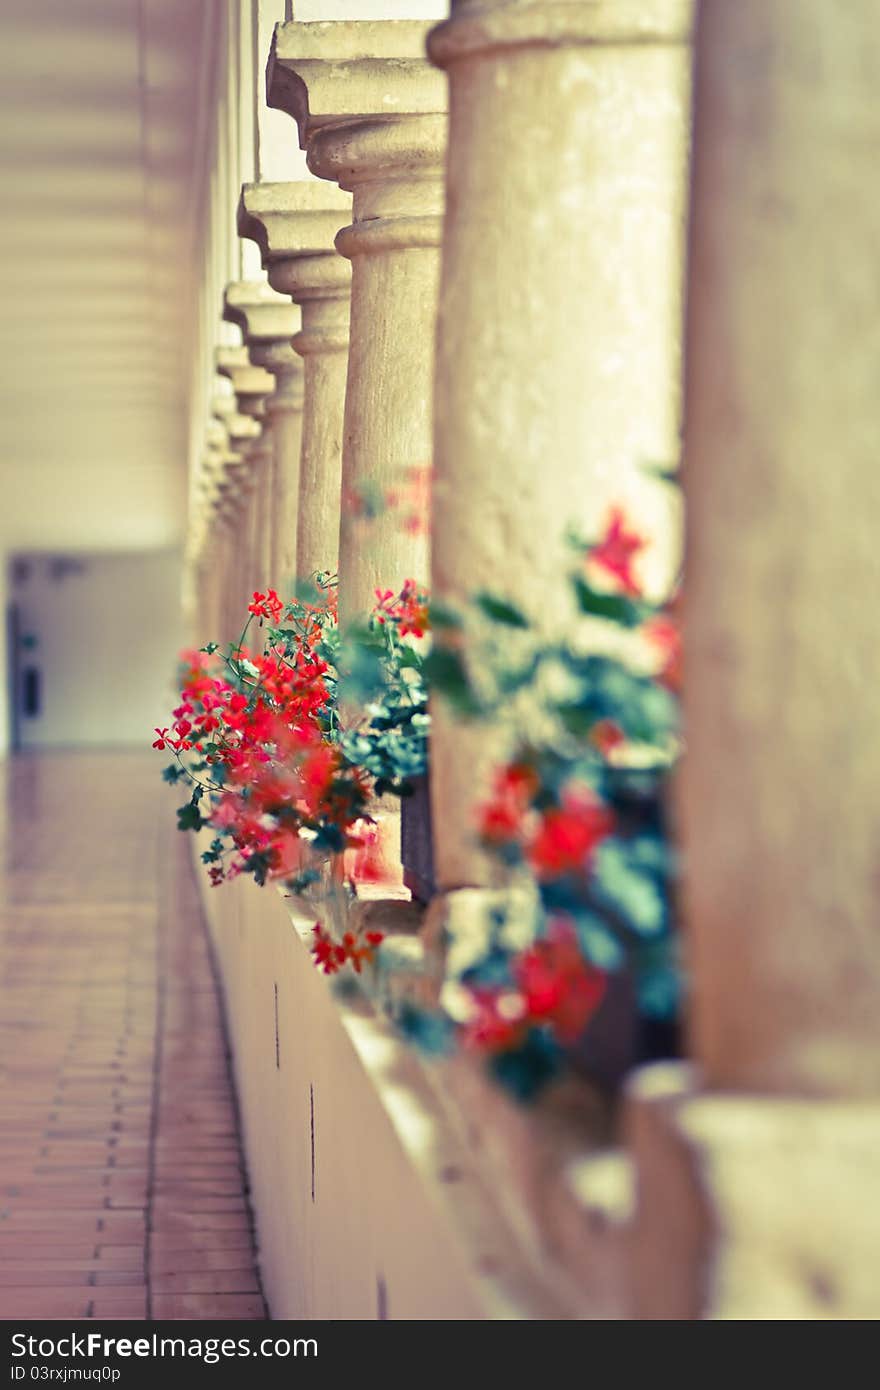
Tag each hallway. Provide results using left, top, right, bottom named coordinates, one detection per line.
left=0, top=752, right=265, bottom=1320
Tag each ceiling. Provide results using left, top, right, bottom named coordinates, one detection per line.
left=0, top=0, right=209, bottom=554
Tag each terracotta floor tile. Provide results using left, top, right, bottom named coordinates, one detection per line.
left=151, top=1292, right=265, bottom=1320
left=0, top=753, right=264, bottom=1322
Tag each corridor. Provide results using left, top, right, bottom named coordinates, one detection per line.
left=0, top=752, right=265, bottom=1320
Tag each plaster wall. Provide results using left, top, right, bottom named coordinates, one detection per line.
left=10, top=550, right=182, bottom=749
left=199, top=866, right=568, bottom=1320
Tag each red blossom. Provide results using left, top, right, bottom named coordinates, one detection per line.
left=527, top=790, right=613, bottom=879
left=462, top=922, right=606, bottom=1054
left=514, top=921, right=606, bottom=1042
left=644, top=615, right=681, bottom=692
left=478, top=763, right=538, bottom=845
left=589, top=507, right=646, bottom=598
left=370, top=580, right=429, bottom=639
left=248, top=589, right=284, bottom=623
left=310, top=922, right=383, bottom=976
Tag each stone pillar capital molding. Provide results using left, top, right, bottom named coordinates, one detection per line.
left=238, top=181, right=352, bottom=352
left=223, top=279, right=300, bottom=350
left=268, top=21, right=447, bottom=264
left=215, top=345, right=276, bottom=418
left=428, top=0, right=694, bottom=64
left=267, top=20, right=445, bottom=142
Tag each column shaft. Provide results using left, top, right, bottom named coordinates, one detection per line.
left=427, top=0, right=693, bottom=888
left=238, top=184, right=353, bottom=584
left=681, top=0, right=880, bottom=1095
left=267, top=21, right=444, bottom=623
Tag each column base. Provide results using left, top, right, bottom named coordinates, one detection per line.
left=627, top=1062, right=880, bottom=1319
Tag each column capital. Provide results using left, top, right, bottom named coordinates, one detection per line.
left=238, top=180, right=351, bottom=265
left=225, top=412, right=263, bottom=451
left=210, top=391, right=236, bottom=425
left=267, top=21, right=445, bottom=146
left=267, top=21, right=447, bottom=257
left=222, top=280, right=299, bottom=347
left=215, top=346, right=276, bottom=415
left=428, top=0, right=694, bottom=66
left=238, top=189, right=352, bottom=362
left=238, top=181, right=352, bottom=308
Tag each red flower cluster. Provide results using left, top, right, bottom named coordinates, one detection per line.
left=384, top=464, right=433, bottom=537
left=462, top=921, right=606, bottom=1053
left=480, top=768, right=612, bottom=880
left=374, top=579, right=430, bottom=639
left=528, top=792, right=614, bottom=879
left=248, top=589, right=284, bottom=623
left=311, top=922, right=384, bottom=976
left=478, top=763, right=539, bottom=844
left=157, top=583, right=371, bottom=885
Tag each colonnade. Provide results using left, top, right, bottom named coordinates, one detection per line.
left=185, top=1, right=880, bottom=1319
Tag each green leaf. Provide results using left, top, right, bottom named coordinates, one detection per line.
left=640, top=459, right=681, bottom=486
left=428, top=600, right=463, bottom=630
left=473, top=592, right=530, bottom=629
left=591, top=840, right=667, bottom=937
left=422, top=647, right=482, bottom=716
left=571, top=576, right=644, bottom=628
left=176, top=802, right=204, bottom=832
left=161, top=764, right=183, bottom=784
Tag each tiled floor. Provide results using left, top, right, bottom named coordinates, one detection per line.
left=0, top=751, right=266, bottom=1320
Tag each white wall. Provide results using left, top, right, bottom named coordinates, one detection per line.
left=9, top=550, right=183, bottom=749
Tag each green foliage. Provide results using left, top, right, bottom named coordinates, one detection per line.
left=176, top=801, right=204, bottom=832
left=421, top=645, right=482, bottom=717
left=571, top=575, right=646, bottom=627
left=473, top=592, right=530, bottom=629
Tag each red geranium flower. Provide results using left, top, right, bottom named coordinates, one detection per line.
left=478, top=763, right=538, bottom=845
left=644, top=615, right=681, bottom=692
left=527, top=790, right=613, bottom=879
left=514, top=921, right=606, bottom=1042
left=589, top=507, right=646, bottom=598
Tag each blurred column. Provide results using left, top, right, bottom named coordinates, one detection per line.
left=238, top=182, right=352, bottom=582
left=223, top=282, right=301, bottom=594
left=426, top=0, right=693, bottom=888
left=626, top=0, right=880, bottom=1322
left=679, top=0, right=880, bottom=1098
left=216, top=343, right=275, bottom=599
left=223, top=412, right=263, bottom=622
left=267, top=20, right=445, bottom=626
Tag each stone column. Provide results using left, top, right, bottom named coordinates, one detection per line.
left=223, top=412, right=263, bottom=621
left=263, top=360, right=304, bottom=592
left=223, top=282, right=302, bottom=594
left=217, top=343, right=276, bottom=601
left=192, top=450, right=224, bottom=641
left=426, top=0, right=693, bottom=888
left=268, top=20, right=445, bottom=626
left=678, top=0, right=880, bottom=1099
left=238, top=181, right=352, bottom=582
left=623, top=1, right=880, bottom=1324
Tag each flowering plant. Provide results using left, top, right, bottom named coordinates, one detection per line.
left=155, top=573, right=430, bottom=971
left=158, top=503, right=681, bottom=1099
left=395, top=507, right=682, bottom=1097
